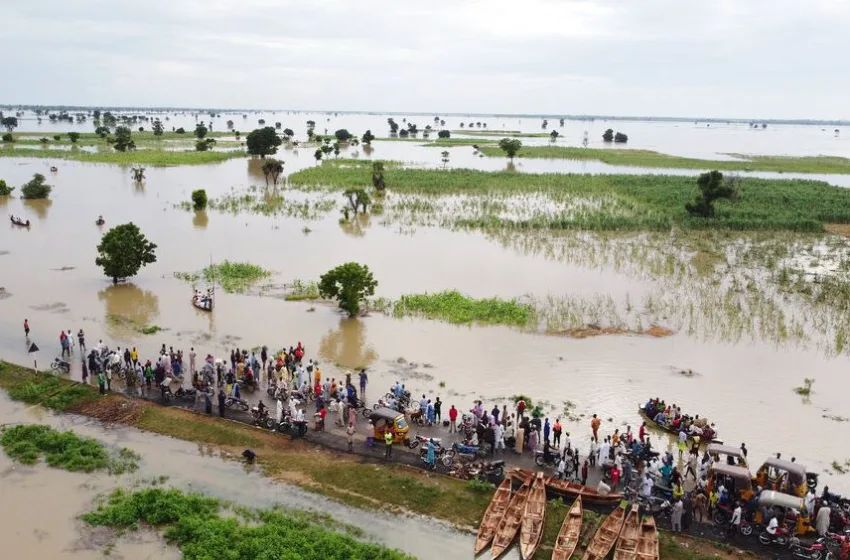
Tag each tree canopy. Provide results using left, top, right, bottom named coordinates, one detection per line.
left=685, top=170, right=738, bottom=218
left=318, top=262, right=378, bottom=317
left=95, top=223, right=157, bottom=284
left=194, top=123, right=209, bottom=139
left=334, top=129, right=352, bottom=142
left=1, top=116, right=17, bottom=132
left=20, top=173, right=52, bottom=199
left=498, top=138, right=523, bottom=160
left=246, top=127, right=282, bottom=157
left=602, top=128, right=614, bottom=142
left=361, top=130, right=375, bottom=145
left=111, top=126, right=136, bottom=152
left=260, top=159, right=284, bottom=186
left=438, top=130, right=450, bottom=139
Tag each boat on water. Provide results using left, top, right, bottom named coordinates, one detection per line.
left=475, top=477, right=513, bottom=554
left=512, top=469, right=622, bottom=505
left=636, top=516, right=659, bottom=560
left=637, top=405, right=722, bottom=444
left=583, top=505, right=626, bottom=560
left=192, top=286, right=214, bottom=312
left=551, top=496, right=582, bottom=560
left=613, top=504, right=641, bottom=560
left=10, top=216, right=30, bottom=227
left=519, top=473, right=546, bottom=559
left=491, top=478, right=532, bottom=559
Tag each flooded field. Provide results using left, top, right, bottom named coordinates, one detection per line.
left=0, top=390, right=474, bottom=559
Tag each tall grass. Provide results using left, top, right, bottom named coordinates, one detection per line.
left=289, top=161, right=850, bottom=232
left=377, top=290, right=533, bottom=327
left=0, top=146, right=245, bottom=166
left=175, top=261, right=273, bottom=293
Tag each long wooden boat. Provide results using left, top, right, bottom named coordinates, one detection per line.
left=637, top=406, right=722, bottom=444
left=582, top=505, right=626, bottom=560
left=537, top=473, right=623, bottom=505
left=491, top=478, right=532, bottom=559
left=475, top=477, right=513, bottom=554
left=613, top=505, right=640, bottom=560
left=636, top=516, right=658, bottom=560
left=551, top=496, right=582, bottom=560
left=520, top=473, right=546, bottom=559
left=10, top=217, right=30, bottom=227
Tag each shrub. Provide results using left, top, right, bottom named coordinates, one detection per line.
left=1, top=133, right=13, bottom=142
left=438, top=130, right=450, bottom=139
left=175, top=127, right=186, bottom=134
left=191, top=189, right=208, bottom=210
left=53, top=134, right=62, bottom=141
left=68, top=132, right=80, bottom=143
left=0, top=179, right=13, bottom=196
left=20, top=173, right=52, bottom=199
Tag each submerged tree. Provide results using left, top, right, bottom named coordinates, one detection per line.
left=549, top=130, right=559, bottom=141
left=343, top=188, right=371, bottom=215
left=371, top=162, right=385, bottom=192
left=20, top=173, right=52, bottom=199
left=95, top=223, right=157, bottom=284
left=246, top=126, right=282, bottom=158
left=111, top=126, right=136, bottom=152
left=260, top=158, right=284, bottom=186
left=68, top=132, right=80, bottom=143
left=194, top=123, right=209, bottom=139
left=498, top=138, right=522, bottom=160
left=191, top=189, right=208, bottom=210
left=334, top=129, right=352, bottom=142
left=685, top=170, right=738, bottom=218
left=318, top=262, right=378, bottom=317
left=131, top=167, right=146, bottom=182
left=1, top=116, right=17, bottom=132
left=441, top=150, right=450, bottom=168
left=438, top=129, right=450, bottom=139
left=614, top=132, right=628, bottom=143
left=602, top=128, right=614, bottom=142
left=314, top=148, right=323, bottom=164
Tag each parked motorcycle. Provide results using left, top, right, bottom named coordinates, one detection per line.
left=712, top=503, right=754, bottom=536
left=277, top=416, right=308, bottom=437
left=162, top=386, right=198, bottom=402
left=534, top=450, right=560, bottom=468
left=50, top=357, right=71, bottom=374
left=759, top=527, right=791, bottom=546
left=789, top=536, right=829, bottom=560
left=444, top=443, right=488, bottom=466
left=407, top=432, right=442, bottom=449
left=251, top=406, right=275, bottom=429
left=224, top=396, right=250, bottom=412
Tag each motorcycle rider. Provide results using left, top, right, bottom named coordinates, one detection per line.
left=729, top=503, right=742, bottom=536
left=765, top=516, right=779, bottom=539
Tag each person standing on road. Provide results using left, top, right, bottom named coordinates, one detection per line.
left=493, top=422, right=504, bottom=453
left=543, top=418, right=551, bottom=445
left=24, top=319, right=30, bottom=338
left=218, top=389, right=226, bottom=418
left=77, top=329, right=86, bottom=352
left=448, top=405, right=458, bottom=433
left=358, top=368, right=368, bottom=395
left=671, top=499, right=684, bottom=532
left=552, top=418, right=562, bottom=448
left=97, top=370, right=106, bottom=395
left=434, top=397, right=442, bottom=424
left=60, top=331, right=70, bottom=358
left=347, top=422, right=356, bottom=453
left=591, top=414, right=601, bottom=442
left=384, top=428, right=393, bottom=460
left=729, top=502, right=742, bottom=536
left=189, top=347, right=197, bottom=377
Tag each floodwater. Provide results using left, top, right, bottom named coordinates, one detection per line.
left=0, top=390, right=476, bottom=559
left=1, top=120, right=850, bottom=503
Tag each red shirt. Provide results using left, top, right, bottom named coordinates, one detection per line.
left=449, top=408, right=458, bottom=421
left=319, top=408, right=327, bottom=420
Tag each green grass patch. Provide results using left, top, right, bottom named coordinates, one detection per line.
left=83, top=488, right=413, bottom=559
left=451, top=130, right=551, bottom=138
left=478, top=145, right=850, bottom=174
left=175, top=261, right=272, bottom=294
left=375, top=290, right=533, bottom=327
left=284, top=279, right=321, bottom=301
left=138, top=325, right=161, bottom=335
left=0, top=365, right=99, bottom=410
left=175, top=185, right=336, bottom=218
left=0, top=145, right=245, bottom=167
left=290, top=161, right=850, bottom=232
left=135, top=407, right=263, bottom=448
left=0, top=424, right=139, bottom=474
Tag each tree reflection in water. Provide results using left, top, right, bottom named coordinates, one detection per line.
left=318, top=317, right=377, bottom=369
left=338, top=213, right=371, bottom=238
left=97, top=283, right=160, bottom=341
left=23, top=198, right=52, bottom=220
left=193, top=210, right=209, bottom=229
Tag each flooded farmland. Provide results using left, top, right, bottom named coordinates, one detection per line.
left=3, top=112, right=850, bottom=558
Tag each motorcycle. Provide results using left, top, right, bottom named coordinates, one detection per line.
left=711, top=503, right=754, bottom=536
left=789, top=536, right=829, bottom=560
left=534, top=450, right=560, bottom=468
left=162, top=386, right=198, bottom=402
left=50, top=357, right=71, bottom=374
left=251, top=406, right=275, bottom=429
left=475, top=460, right=506, bottom=484
left=759, top=526, right=791, bottom=546
left=444, top=443, right=488, bottom=466
left=407, top=432, right=442, bottom=449
left=277, top=416, right=308, bottom=437
left=224, top=396, right=250, bottom=412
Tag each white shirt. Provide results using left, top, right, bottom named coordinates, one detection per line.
left=767, top=518, right=778, bottom=535
left=597, top=480, right=611, bottom=495
left=731, top=506, right=742, bottom=525
left=557, top=459, right=566, bottom=474
left=600, top=443, right=610, bottom=463
left=640, top=477, right=653, bottom=497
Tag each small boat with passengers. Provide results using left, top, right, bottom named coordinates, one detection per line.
left=638, top=398, right=722, bottom=444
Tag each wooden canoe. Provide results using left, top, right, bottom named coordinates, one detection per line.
left=542, top=474, right=623, bottom=505
left=520, top=473, right=546, bottom=559
left=475, top=478, right=514, bottom=554
left=491, top=478, right=532, bottom=559
left=637, top=407, right=722, bottom=444
left=551, top=496, right=582, bottom=560
left=613, top=504, right=641, bottom=560
left=636, top=516, right=659, bottom=560
left=582, top=505, right=626, bottom=560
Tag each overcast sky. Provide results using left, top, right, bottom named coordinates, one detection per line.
left=2, top=0, right=848, bottom=119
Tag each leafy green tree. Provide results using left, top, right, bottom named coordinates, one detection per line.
left=226, top=120, right=234, bottom=129
left=260, top=158, right=284, bottom=186
left=175, top=127, right=186, bottom=134
left=53, top=134, right=62, bottom=141
left=1, top=133, right=13, bottom=142
left=194, top=123, right=209, bottom=139
left=685, top=170, right=738, bottom=218
left=39, top=137, right=49, bottom=144
left=95, top=223, right=157, bottom=284
left=614, top=132, right=628, bottom=143
left=1, top=116, right=17, bottom=132
left=152, top=119, right=164, bottom=136
left=371, top=162, right=385, bottom=192
left=111, top=126, right=135, bottom=151
left=131, top=167, right=145, bottom=182
left=318, top=262, right=378, bottom=317
left=334, top=129, right=352, bottom=142
left=68, top=132, right=80, bottom=143
left=361, top=130, right=375, bottom=145
left=314, top=149, right=323, bottom=164
left=343, top=188, right=370, bottom=215
left=498, top=138, right=522, bottom=160
left=282, top=128, right=294, bottom=140
left=441, top=150, right=450, bottom=168
left=602, top=128, right=614, bottom=142
left=191, top=189, right=208, bottom=210
left=246, top=127, right=282, bottom=158
left=438, top=130, right=450, bottom=139
left=333, top=143, right=341, bottom=158
left=258, top=119, right=266, bottom=125
left=20, top=173, right=52, bottom=199
left=321, top=144, right=333, bottom=158
left=387, top=118, right=399, bottom=134
left=195, top=138, right=216, bottom=151
left=0, top=179, right=14, bottom=196
left=274, top=122, right=282, bottom=129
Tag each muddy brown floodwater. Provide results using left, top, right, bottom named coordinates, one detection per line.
left=1, top=148, right=849, bottom=501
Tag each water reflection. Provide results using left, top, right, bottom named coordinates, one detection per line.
left=193, top=210, right=209, bottom=229
left=247, top=158, right=266, bottom=183
left=0, top=196, right=8, bottom=208
left=339, top=213, right=371, bottom=238
left=97, top=283, right=160, bottom=340
left=318, top=317, right=378, bottom=369
left=22, top=198, right=52, bottom=220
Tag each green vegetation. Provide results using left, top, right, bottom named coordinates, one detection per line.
left=477, top=144, right=850, bottom=174
left=498, top=138, right=523, bottom=160
left=138, top=324, right=161, bottom=335
left=95, top=223, right=158, bottom=284
left=111, top=126, right=135, bottom=152
left=261, top=158, right=285, bottom=186
left=178, top=185, right=336, bottom=218
left=0, top=424, right=139, bottom=474
left=246, top=126, right=282, bottom=157
left=176, top=261, right=272, bottom=294
left=452, top=129, right=550, bottom=138
left=289, top=161, right=850, bottom=232
left=0, top=364, right=98, bottom=410
left=794, top=377, right=815, bottom=396
left=319, top=262, right=378, bottom=317
left=0, top=145, right=246, bottom=166
left=685, top=170, right=738, bottom=217
left=375, top=290, right=533, bottom=327
left=0, top=178, right=13, bottom=195
left=191, top=189, right=208, bottom=210
left=83, top=488, right=413, bottom=560
left=284, top=279, right=321, bottom=301
left=20, top=173, right=52, bottom=199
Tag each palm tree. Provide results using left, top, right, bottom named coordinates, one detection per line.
left=260, top=159, right=284, bottom=187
